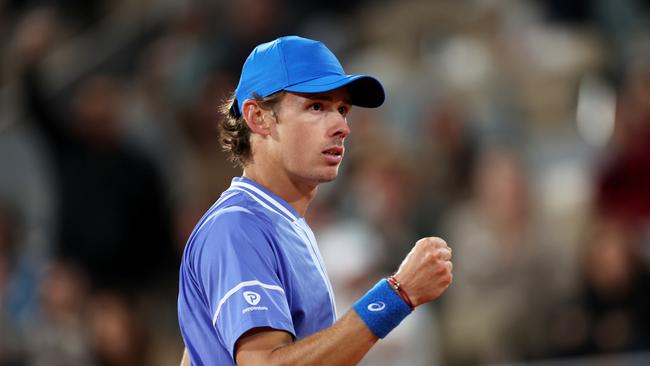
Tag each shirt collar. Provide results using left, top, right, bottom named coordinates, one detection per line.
left=230, top=177, right=301, bottom=222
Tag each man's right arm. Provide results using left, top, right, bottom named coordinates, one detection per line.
left=234, top=237, right=453, bottom=366
left=236, top=311, right=376, bottom=366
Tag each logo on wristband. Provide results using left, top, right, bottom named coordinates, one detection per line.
left=367, top=301, right=386, bottom=312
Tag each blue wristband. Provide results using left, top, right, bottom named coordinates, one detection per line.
left=353, top=279, right=413, bottom=338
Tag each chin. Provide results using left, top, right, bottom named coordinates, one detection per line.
left=312, top=168, right=340, bottom=183
left=320, top=174, right=337, bottom=183
left=294, top=165, right=340, bottom=186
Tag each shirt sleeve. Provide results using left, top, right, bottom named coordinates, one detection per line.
left=192, top=206, right=294, bottom=359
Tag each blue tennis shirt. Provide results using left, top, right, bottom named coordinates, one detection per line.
left=178, top=177, right=337, bottom=365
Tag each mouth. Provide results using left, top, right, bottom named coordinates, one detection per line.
left=322, top=146, right=344, bottom=157
left=321, top=146, right=344, bottom=164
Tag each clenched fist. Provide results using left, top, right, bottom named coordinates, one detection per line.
left=393, top=237, right=453, bottom=307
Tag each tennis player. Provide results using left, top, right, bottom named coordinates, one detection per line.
left=177, top=35, right=453, bottom=366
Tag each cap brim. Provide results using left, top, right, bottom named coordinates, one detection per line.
left=284, top=74, right=385, bottom=108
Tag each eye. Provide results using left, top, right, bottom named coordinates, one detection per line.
left=310, top=103, right=323, bottom=111
left=338, top=106, right=349, bottom=116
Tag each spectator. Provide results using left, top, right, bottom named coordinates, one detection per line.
left=547, top=218, right=650, bottom=356
left=439, top=148, right=552, bottom=364
left=87, top=291, right=150, bottom=366
left=0, top=203, right=28, bottom=365
left=19, top=56, right=176, bottom=293
left=24, top=261, right=92, bottom=366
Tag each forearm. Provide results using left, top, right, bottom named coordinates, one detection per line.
left=236, top=237, right=453, bottom=366
left=237, top=311, right=378, bottom=366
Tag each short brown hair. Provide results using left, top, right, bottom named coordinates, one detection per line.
left=217, top=91, right=286, bottom=168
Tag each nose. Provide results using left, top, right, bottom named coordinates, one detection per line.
left=331, top=113, right=350, bottom=139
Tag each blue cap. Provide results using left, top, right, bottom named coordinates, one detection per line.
left=230, top=36, right=385, bottom=118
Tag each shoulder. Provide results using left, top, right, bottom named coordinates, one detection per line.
left=201, top=192, right=275, bottom=234
left=184, top=192, right=278, bottom=259
left=183, top=192, right=284, bottom=279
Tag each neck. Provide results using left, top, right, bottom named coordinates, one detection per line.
left=242, top=166, right=318, bottom=217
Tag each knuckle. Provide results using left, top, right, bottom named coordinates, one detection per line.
left=426, top=252, right=438, bottom=263
left=418, top=237, right=447, bottom=248
left=431, top=237, right=447, bottom=247
left=416, top=238, right=429, bottom=246
left=416, top=240, right=431, bottom=251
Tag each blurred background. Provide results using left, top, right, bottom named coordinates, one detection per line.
left=1, top=0, right=650, bottom=365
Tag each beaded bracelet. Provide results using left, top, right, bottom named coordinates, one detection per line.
left=387, top=275, right=415, bottom=310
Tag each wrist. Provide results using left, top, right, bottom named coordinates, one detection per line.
left=353, top=279, right=413, bottom=339
left=387, top=275, right=415, bottom=310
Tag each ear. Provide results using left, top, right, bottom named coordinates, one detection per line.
left=242, top=99, right=271, bottom=136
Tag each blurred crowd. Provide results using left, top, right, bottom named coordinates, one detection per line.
left=1, top=0, right=650, bottom=365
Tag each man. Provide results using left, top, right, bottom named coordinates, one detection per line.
left=177, top=35, right=453, bottom=366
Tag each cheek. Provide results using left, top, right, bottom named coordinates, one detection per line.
left=287, top=130, right=316, bottom=163
left=282, top=124, right=318, bottom=155
left=274, top=111, right=325, bottom=167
